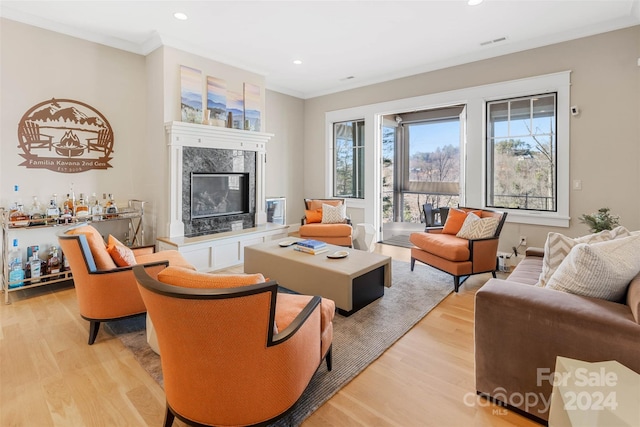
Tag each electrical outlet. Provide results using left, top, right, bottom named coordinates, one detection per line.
left=520, top=236, right=527, bottom=246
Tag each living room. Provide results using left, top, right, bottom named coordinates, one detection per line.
left=1, top=1, right=640, bottom=426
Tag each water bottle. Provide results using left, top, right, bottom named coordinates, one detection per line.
left=8, top=239, right=25, bottom=288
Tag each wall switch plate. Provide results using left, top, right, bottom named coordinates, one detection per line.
left=573, top=179, right=582, bottom=190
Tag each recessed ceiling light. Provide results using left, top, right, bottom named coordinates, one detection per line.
left=293, top=59, right=303, bottom=65
left=174, top=12, right=188, bottom=20
left=468, top=0, right=483, bottom=5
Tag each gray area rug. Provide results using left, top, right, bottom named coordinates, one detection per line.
left=381, top=234, right=414, bottom=248
left=104, top=260, right=453, bottom=426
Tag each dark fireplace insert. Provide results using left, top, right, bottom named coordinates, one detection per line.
left=190, top=172, right=250, bottom=219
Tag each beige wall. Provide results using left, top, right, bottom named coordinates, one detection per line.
left=303, top=26, right=640, bottom=251
left=264, top=90, right=305, bottom=227
left=0, top=18, right=147, bottom=212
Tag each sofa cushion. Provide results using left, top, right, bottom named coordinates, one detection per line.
left=275, top=293, right=335, bottom=336
left=537, top=226, right=631, bottom=287
left=409, top=232, right=470, bottom=262
left=306, top=199, right=342, bottom=211
left=299, top=223, right=352, bottom=237
left=456, top=213, right=499, bottom=240
left=158, top=266, right=265, bottom=289
left=305, top=209, right=322, bottom=224
left=322, top=203, right=347, bottom=224
left=66, top=225, right=116, bottom=270
left=545, top=234, right=640, bottom=302
left=107, top=234, right=136, bottom=267
left=442, top=208, right=482, bottom=235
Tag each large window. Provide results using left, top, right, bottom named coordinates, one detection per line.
left=333, top=120, right=364, bottom=198
left=486, top=93, right=557, bottom=212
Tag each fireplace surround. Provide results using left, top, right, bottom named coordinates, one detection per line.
left=165, top=122, right=273, bottom=238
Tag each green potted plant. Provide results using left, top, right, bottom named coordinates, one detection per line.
left=579, top=207, right=620, bottom=233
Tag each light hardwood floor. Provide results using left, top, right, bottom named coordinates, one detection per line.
left=0, top=243, right=539, bottom=426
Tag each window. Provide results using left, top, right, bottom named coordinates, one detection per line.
left=486, top=93, right=557, bottom=212
left=333, top=120, right=364, bottom=198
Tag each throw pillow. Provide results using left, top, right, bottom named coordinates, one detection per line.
left=536, top=226, right=631, bottom=287
left=305, top=209, right=323, bottom=224
left=158, top=266, right=266, bottom=289
left=545, top=234, right=640, bottom=302
left=321, top=203, right=346, bottom=224
left=456, top=213, right=499, bottom=239
left=107, top=235, right=136, bottom=267
left=442, top=208, right=482, bottom=235
left=66, top=225, right=117, bottom=270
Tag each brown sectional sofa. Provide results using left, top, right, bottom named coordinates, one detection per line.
left=474, top=248, right=640, bottom=423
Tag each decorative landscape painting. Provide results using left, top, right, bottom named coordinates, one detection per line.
left=207, top=76, right=227, bottom=126
left=226, top=90, right=244, bottom=130
left=180, top=65, right=203, bottom=124
left=243, top=83, right=261, bottom=131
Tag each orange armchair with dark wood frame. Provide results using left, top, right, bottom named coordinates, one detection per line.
left=133, top=265, right=335, bottom=427
left=58, top=224, right=194, bottom=345
left=409, top=207, right=507, bottom=292
left=299, top=198, right=353, bottom=247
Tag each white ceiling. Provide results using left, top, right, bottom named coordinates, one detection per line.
left=2, top=1, right=639, bottom=99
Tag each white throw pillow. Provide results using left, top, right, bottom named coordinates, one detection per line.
left=321, top=203, right=346, bottom=224
left=545, top=234, right=640, bottom=301
left=456, top=213, right=499, bottom=240
left=536, top=226, right=631, bottom=287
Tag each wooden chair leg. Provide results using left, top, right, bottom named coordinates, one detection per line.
left=410, top=258, right=416, bottom=271
left=325, top=345, right=333, bottom=371
left=88, top=321, right=100, bottom=345
left=163, top=406, right=175, bottom=427
left=492, top=271, right=497, bottom=278
left=454, top=276, right=460, bottom=293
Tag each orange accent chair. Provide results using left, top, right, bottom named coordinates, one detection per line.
left=58, top=224, right=194, bottom=345
left=299, top=198, right=353, bottom=247
left=133, top=265, right=335, bottom=427
left=409, top=207, right=507, bottom=292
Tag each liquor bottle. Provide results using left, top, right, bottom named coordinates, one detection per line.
left=90, top=193, right=103, bottom=220
left=46, top=194, right=60, bottom=224
left=29, top=246, right=42, bottom=283
left=75, top=193, right=89, bottom=218
left=60, top=194, right=73, bottom=224
left=29, top=196, right=46, bottom=225
left=105, top=193, right=118, bottom=218
left=8, top=239, right=25, bottom=289
left=47, top=246, right=62, bottom=279
left=9, top=203, right=29, bottom=227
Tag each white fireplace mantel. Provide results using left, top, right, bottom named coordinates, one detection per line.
left=165, top=121, right=273, bottom=238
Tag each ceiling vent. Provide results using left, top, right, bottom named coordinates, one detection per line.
left=480, top=36, right=507, bottom=46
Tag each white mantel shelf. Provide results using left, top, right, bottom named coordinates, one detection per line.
left=165, top=121, right=273, bottom=151
left=165, top=121, right=273, bottom=238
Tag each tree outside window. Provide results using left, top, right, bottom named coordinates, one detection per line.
left=333, top=120, right=364, bottom=199
left=486, top=93, right=556, bottom=212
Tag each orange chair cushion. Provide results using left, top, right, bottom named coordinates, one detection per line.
left=66, top=225, right=117, bottom=270
left=135, top=251, right=196, bottom=270
left=275, top=293, right=335, bottom=336
left=305, top=209, right=323, bottom=224
left=158, top=266, right=266, bottom=289
left=306, top=199, right=342, bottom=211
left=299, top=223, right=352, bottom=238
left=410, top=232, right=470, bottom=262
left=442, top=208, right=482, bottom=235
left=107, top=235, right=136, bottom=267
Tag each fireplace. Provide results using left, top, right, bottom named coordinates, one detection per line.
left=166, top=121, right=272, bottom=239
left=191, top=172, right=249, bottom=219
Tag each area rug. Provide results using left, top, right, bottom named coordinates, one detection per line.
left=380, top=234, right=414, bottom=248
left=104, top=260, right=452, bottom=426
